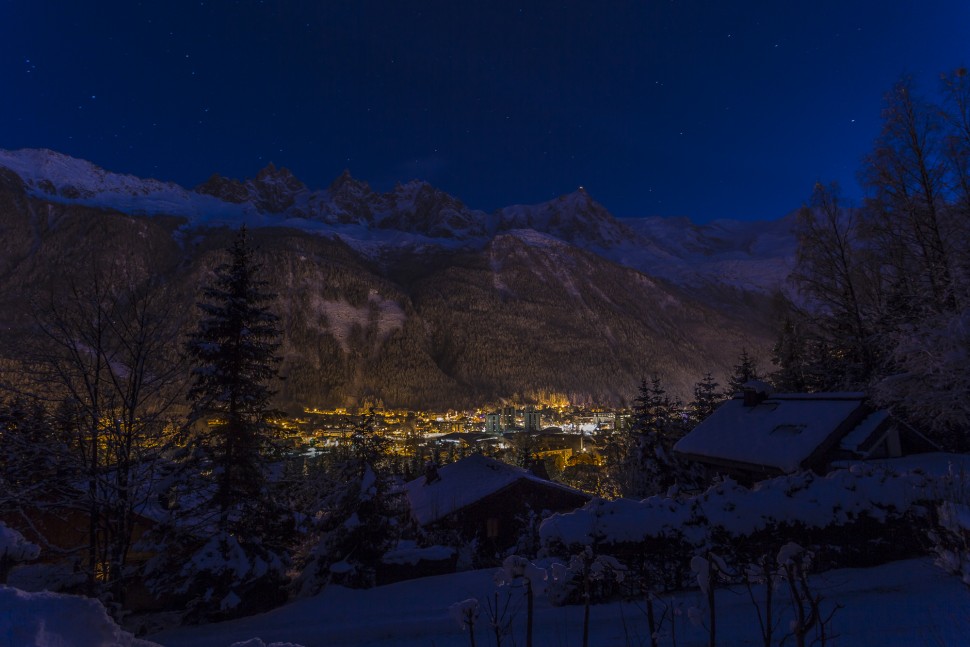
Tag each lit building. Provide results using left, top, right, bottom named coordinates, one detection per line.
left=501, top=406, right=516, bottom=430
left=524, top=405, right=540, bottom=433
left=485, top=412, right=503, bottom=434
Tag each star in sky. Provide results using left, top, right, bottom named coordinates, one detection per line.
left=0, top=1, right=968, bottom=221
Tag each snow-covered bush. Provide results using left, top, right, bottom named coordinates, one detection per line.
left=546, top=547, right=625, bottom=607
left=776, top=543, right=841, bottom=647
left=450, top=597, right=481, bottom=628
left=690, top=552, right=731, bottom=642
left=547, top=547, right=627, bottom=647
left=741, top=551, right=784, bottom=647
left=540, top=464, right=930, bottom=573
left=494, top=555, right=547, bottom=591
left=929, top=464, right=970, bottom=587
left=449, top=598, right=480, bottom=647
left=934, top=500, right=970, bottom=585
left=142, top=529, right=289, bottom=623
left=0, top=522, right=39, bottom=583
left=6, top=560, right=87, bottom=594
left=492, top=555, right=546, bottom=647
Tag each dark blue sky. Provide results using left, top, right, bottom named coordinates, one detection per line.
left=2, top=1, right=967, bottom=221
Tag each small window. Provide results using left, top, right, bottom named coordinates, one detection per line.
left=770, top=424, right=805, bottom=436
left=486, top=517, right=500, bottom=539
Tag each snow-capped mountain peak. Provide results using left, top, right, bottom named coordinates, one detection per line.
left=496, top=189, right=635, bottom=248
left=0, top=148, right=183, bottom=201
left=0, top=147, right=796, bottom=293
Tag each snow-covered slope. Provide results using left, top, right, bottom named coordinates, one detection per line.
left=0, top=148, right=259, bottom=224
left=150, top=558, right=969, bottom=647
left=614, top=213, right=798, bottom=293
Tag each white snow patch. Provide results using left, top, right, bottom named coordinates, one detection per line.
left=0, top=522, right=39, bottom=564
left=382, top=541, right=455, bottom=566
left=0, top=585, right=161, bottom=647
left=308, top=292, right=405, bottom=352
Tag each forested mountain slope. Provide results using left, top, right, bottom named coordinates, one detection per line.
left=0, top=149, right=790, bottom=408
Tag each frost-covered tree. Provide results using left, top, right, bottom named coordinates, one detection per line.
left=790, top=183, right=878, bottom=387
left=769, top=314, right=849, bottom=393
left=7, top=260, right=186, bottom=605
left=611, top=376, right=693, bottom=499
left=788, top=69, right=970, bottom=447
left=875, top=309, right=970, bottom=450
left=294, top=409, right=411, bottom=593
left=941, top=68, right=970, bottom=221
left=770, top=317, right=808, bottom=392
left=862, top=77, right=957, bottom=316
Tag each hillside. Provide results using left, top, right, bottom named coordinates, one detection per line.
left=0, top=149, right=795, bottom=409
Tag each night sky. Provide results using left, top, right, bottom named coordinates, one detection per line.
left=2, top=1, right=968, bottom=222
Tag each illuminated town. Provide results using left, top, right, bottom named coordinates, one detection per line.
left=291, top=402, right=621, bottom=478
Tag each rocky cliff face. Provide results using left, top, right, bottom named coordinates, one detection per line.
left=0, top=148, right=791, bottom=409
left=195, top=163, right=308, bottom=213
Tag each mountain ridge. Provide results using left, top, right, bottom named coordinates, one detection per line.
left=0, top=147, right=796, bottom=292
left=0, top=148, right=793, bottom=408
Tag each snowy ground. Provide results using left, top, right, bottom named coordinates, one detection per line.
left=151, top=558, right=970, bottom=647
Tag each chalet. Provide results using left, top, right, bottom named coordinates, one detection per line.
left=672, top=382, right=934, bottom=482
left=404, top=454, right=590, bottom=553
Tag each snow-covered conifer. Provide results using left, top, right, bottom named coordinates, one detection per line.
left=726, top=348, right=760, bottom=395
left=688, top=372, right=724, bottom=427
left=294, top=409, right=411, bottom=593
left=147, top=227, right=289, bottom=621
left=611, top=375, right=696, bottom=498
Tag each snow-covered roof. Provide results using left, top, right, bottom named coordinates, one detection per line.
left=839, top=410, right=891, bottom=453
left=404, top=454, right=585, bottom=526
left=673, top=393, right=869, bottom=473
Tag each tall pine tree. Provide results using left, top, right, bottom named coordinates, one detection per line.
left=186, top=226, right=284, bottom=525
left=688, top=372, right=724, bottom=428
left=147, top=227, right=288, bottom=620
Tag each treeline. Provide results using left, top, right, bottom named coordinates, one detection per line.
left=778, top=67, right=970, bottom=450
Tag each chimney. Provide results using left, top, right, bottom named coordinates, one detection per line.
left=742, top=380, right=772, bottom=407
